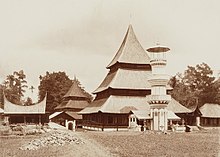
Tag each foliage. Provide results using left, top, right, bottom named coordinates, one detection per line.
left=24, top=97, right=33, bottom=106
left=38, top=71, right=73, bottom=112
left=38, top=71, right=92, bottom=113
left=0, top=85, right=3, bottom=108
left=2, top=70, right=28, bottom=105
left=169, top=63, right=218, bottom=107
left=73, top=77, right=93, bottom=103
left=213, top=78, right=220, bottom=104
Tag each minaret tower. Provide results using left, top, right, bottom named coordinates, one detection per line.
left=146, top=45, right=171, bottom=131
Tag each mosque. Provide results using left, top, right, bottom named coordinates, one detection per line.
left=79, top=25, right=191, bottom=131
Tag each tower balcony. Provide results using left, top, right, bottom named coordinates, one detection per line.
left=148, top=74, right=170, bottom=86
left=150, top=59, right=167, bottom=66
left=147, top=95, right=171, bottom=105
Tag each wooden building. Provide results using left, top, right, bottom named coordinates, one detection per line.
left=51, top=80, right=90, bottom=130
left=3, top=95, right=48, bottom=125
left=0, top=107, right=3, bottom=125
left=199, top=103, right=220, bottom=126
left=79, top=25, right=191, bottom=131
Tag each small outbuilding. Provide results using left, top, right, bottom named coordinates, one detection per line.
left=199, top=103, right=220, bottom=126
left=51, top=80, right=90, bottom=130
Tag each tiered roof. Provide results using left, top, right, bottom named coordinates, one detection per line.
left=93, top=25, right=151, bottom=95
left=63, top=81, right=89, bottom=98
left=56, top=100, right=89, bottom=110
left=80, top=25, right=186, bottom=115
left=55, top=81, right=90, bottom=111
left=80, top=96, right=148, bottom=114
left=94, top=69, right=152, bottom=93
left=80, top=95, right=190, bottom=114
left=107, top=25, right=150, bottom=68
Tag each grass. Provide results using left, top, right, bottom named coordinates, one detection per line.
left=83, top=128, right=220, bottom=157
left=0, top=128, right=219, bottom=157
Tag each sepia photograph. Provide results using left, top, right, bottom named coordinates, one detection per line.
left=0, top=0, right=219, bottom=156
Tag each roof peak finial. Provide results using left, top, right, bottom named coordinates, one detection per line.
left=156, top=41, right=160, bottom=46
left=74, top=75, right=77, bottom=81
left=129, top=13, right=132, bottom=25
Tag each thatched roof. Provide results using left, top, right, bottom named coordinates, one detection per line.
left=55, top=100, right=89, bottom=110
left=79, top=96, right=149, bottom=114
left=199, top=103, right=220, bottom=118
left=93, top=69, right=152, bottom=93
left=63, top=81, right=89, bottom=99
left=107, top=25, right=150, bottom=69
left=4, top=95, right=46, bottom=114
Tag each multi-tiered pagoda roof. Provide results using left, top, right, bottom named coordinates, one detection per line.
left=81, top=25, right=153, bottom=114
left=55, top=80, right=90, bottom=111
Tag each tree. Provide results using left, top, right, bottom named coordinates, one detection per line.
left=169, top=63, right=217, bottom=108
left=212, top=78, right=220, bottom=104
left=73, top=77, right=93, bottom=103
left=24, top=97, right=33, bottom=106
left=3, top=70, right=28, bottom=104
left=38, top=72, right=93, bottom=113
left=0, top=85, right=4, bottom=108
left=38, top=71, right=73, bottom=112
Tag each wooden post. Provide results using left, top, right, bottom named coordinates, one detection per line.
left=39, top=115, right=41, bottom=125
left=24, top=115, right=26, bottom=124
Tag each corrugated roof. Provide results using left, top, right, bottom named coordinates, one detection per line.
left=64, top=81, right=89, bottom=98
left=93, top=69, right=152, bottom=93
left=79, top=96, right=149, bottom=114
left=107, top=25, right=150, bottom=68
left=4, top=95, right=46, bottom=114
left=55, top=100, right=89, bottom=110
left=199, top=103, right=220, bottom=118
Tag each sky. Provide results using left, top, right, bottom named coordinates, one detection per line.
left=0, top=0, right=219, bottom=101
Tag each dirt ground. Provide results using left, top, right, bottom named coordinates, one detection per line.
left=0, top=130, right=113, bottom=157
left=0, top=128, right=220, bottom=157
left=83, top=128, right=220, bottom=157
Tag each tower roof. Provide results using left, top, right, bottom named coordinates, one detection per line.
left=107, top=25, right=150, bottom=69
left=147, top=45, right=170, bottom=53
left=63, top=81, right=89, bottom=99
